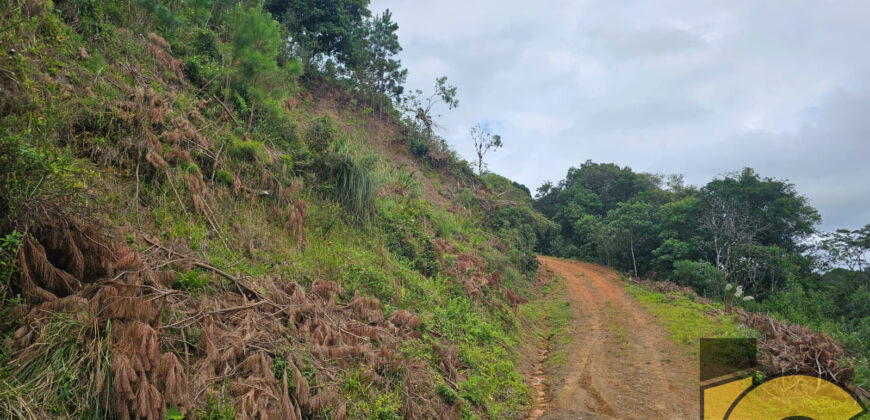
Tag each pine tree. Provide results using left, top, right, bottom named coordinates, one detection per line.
left=366, top=9, right=407, bottom=103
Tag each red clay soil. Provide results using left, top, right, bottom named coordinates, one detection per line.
left=531, top=257, right=698, bottom=420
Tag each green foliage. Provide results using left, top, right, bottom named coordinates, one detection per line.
left=264, top=0, right=372, bottom=66
left=671, top=260, right=725, bottom=299
left=306, top=115, right=340, bottom=153
left=480, top=173, right=533, bottom=205
left=215, top=169, right=234, bottom=186
left=196, top=390, right=235, bottom=420
left=818, top=225, right=870, bottom=272
left=437, top=381, right=458, bottom=404
left=0, top=230, right=23, bottom=305
left=227, top=139, right=267, bottom=163
left=485, top=204, right=555, bottom=275
left=407, top=131, right=429, bottom=158
left=166, top=407, right=184, bottom=420
left=380, top=203, right=441, bottom=278
left=624, top=282, right=750, bottom=355
left=180, top=161, right=200, bottom=175
left=173, top=270, right=211, bottom=292
left=0, top=131, right=82, bottom=228
left=342, top=366, right=402, bottom=420
left=228, top=5, right=285, bottom=93
left=537, top=162, right=821, bottom=297
left=701, top=168, right=820, bottom=251
left=363, top=9, right=407, bottom=101
left=0, top=314, right=112, bottom=419
left=56, top=0, right=129, bottom=36
left=315, top=153, right=375, bottom=220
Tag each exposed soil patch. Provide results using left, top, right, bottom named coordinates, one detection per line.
left=535, top=257, right=698, bottom=419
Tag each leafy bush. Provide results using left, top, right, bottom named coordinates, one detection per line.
left=215, top=169, right=234, bottom=186
left=306, top=115, right=339, bottom=153
left=761, top=281, right=832, bottom=327
left=173, top=270, right=211, bottom=291
left=179, top=160, right=200, bottom=174
left=196, top=391, right=235, bottom=420
left=257, top=101, right=300, bottom=148
left=437, top=382, right=458, bottom=404
left=671, top=260, right=725, bottom=298
left=0, top=131, right=81, bottom=228
left=407, top=131, right=429, bottom=158
left=228, top=139, right=267, bottom=163
left=380, top=200, right=441, bottom=277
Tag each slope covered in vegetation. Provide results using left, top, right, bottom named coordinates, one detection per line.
left=0, top=1, right=553, bottom=418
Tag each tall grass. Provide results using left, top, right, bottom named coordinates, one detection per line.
left=0, top=314, right=112, bottom=420
left=315, top=152, right=375, bottom=220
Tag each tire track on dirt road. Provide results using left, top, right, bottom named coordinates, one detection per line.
left=533, top=257, right=698, bottom=420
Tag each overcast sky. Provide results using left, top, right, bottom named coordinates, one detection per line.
left=369, top=0, right=870, bottom=231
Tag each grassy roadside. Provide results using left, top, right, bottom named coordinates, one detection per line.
left=520, top=271, right=574, bottom=374
left=622, top=281, right=754, bottom=357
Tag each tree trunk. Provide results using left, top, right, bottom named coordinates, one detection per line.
left=629, top=229, right=638, bottom=278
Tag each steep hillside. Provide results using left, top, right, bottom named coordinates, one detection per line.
left=0, top=2, right=553, bottom=419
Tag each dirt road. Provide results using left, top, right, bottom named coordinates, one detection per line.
left=532, top=257, right=698, bottom=420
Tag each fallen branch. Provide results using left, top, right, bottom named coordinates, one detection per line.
left=212, top=95, right=241, bottom=126
left=143, top=235, right=236, bottom=282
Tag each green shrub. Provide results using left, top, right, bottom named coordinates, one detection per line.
left=173, top=270, right=211, bottom=291
left=306, top=115, right=339, bottom=153
left=407, top=131, right=429, bottom=158
left=279, top=154, right=293, bottom=170
left=228, top=139, right=267, bottom=162
left=179, top=161, right=200, bottom=174
left=257, top=101, right=300, bottom=148
left=215, top=169, right=235, bottom=186
left=0, top=231, right=23, bottom=301
left=0, top=131, right=81, bottom=227
left=437, top=382, right=458, bottom=404
left=197, top=390, right=235, bottom=420
left=671, top=260, right=725, bottom=298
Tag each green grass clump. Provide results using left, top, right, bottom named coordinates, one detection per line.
left=279, top=154, right=293, bottom=170
left=179, top=161, right=200, bottom=174
left=0, top=314, right=112, bottom=419
left=315, top=153, right=374, bottom=220
left=228, top=139, right=267, bottom=163
left=215, top=169, right=234, bottom=185
left=520, top=274, right=574, bottom=368
left=173, top=270, right=211, bottom=292
left=624, top=282, right=752, bottom=356
left=196, top=390, right=235, bottom=420
left=342, top=366, right=403, bottom=420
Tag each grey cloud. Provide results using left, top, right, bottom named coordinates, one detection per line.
left=585, top=99, right=711, bottom=130
left=590, top=27, right=706, bottom=59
